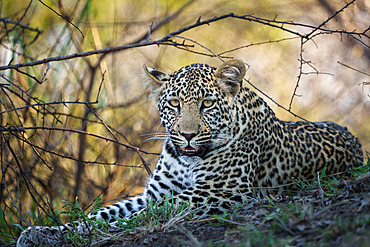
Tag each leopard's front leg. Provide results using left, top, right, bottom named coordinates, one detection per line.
left=17, top=224, right=75, bottom=247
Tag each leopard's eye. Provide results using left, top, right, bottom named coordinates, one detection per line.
left=168, top=99, right=180, bottom=108
left=202, top=99, right=215, bottom=109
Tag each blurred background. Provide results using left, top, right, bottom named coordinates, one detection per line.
left=0, top=0, right=369, bottom=242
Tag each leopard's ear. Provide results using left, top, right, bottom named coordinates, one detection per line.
left=143, top=64, right=170, bottom=87
left=214, top=59, right=246, bottom=97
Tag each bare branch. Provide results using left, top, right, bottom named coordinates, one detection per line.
left=0, top=17, right=42, bottom=33
left=171, top=35, right=223, bottom=61
left=245, top=78, right=310, bottom=123
left=2, top=127, right=145, bottom=168
left=304, top=0, right=356, bottom=41
left=218, top=37, right=299, bottom=56
left=2, top=126, right=159, bottom=156
left=0, top=40, right=176, bottom=71
left=38, top=0, right=84, bottom=38
left=0, top=100, right=97, bottom=115
left=289, top=38, right=305, bottom=111
left=1, top=11, right=368, bottom=72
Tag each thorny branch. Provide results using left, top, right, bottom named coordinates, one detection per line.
left=1, top=11, right=368, bottom=71
left=3, top=126, right=146, bottom=168
left=303, top=0, right=356, bottom=41
left=289, top=38, right=305, bottom=111
left=1, top=127, right=159, bottom=154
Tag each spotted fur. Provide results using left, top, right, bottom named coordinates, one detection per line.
left=17, top=60, right=363, bottom=246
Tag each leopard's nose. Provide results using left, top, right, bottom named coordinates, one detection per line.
left=180, top=132, right=197, bottom=142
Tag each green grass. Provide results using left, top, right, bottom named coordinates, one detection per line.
left=53, top=195, right=198, bottom=245
left=4, top=157, right=369, bottom=246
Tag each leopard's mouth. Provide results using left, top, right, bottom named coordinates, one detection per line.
left=178, top=146, right=207, bottom=157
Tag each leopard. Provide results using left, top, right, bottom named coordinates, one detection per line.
left=17, top=59, right=363, bottom=246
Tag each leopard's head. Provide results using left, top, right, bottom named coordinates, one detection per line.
left=144, top=59, right=246, bottom=158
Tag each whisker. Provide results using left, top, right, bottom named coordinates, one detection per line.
left=141, top=132, right=169, bottom=142
left=140, top=132, right=168, bottom=137
left=144, top=136, right=169, bottom=142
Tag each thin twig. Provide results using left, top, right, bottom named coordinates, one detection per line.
left=0, top=40, right=176, bottom=71
left=0, top=100, right=98, bottom=115
left=4, top=137, right=62, bottom=226
left=38, top=0, right=84, bottom=38
left=1, top=11, right=367, bottom=72
left=146, top=22, right=154, bottom=42
left=288, top=37, right=304, bottom=111
left=304, top=0, right=356, bottom=41
left=0, top=17, right=42, bottom=33
left=133, top=0, right=195, bottom=43
left=245, top=78, right=309, bottom=122
left=2, top=126, right=159, bottom=155
left=171, top=35, right=223, bottom=61
left=3, top=127, right=145, bottom=167
left=218, top=37, right=299, bottom=56
left=39, top=62, right=50, bottom=83
left=14, top=68, right=43, bottom=84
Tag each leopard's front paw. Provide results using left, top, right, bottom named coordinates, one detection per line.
left=17, top=225, right=65, bottom=247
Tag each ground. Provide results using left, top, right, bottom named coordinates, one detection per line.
left=93, top=171, right=369, bottom=247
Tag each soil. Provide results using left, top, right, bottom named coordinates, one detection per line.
left=99, top=173, right=370, bottom=247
